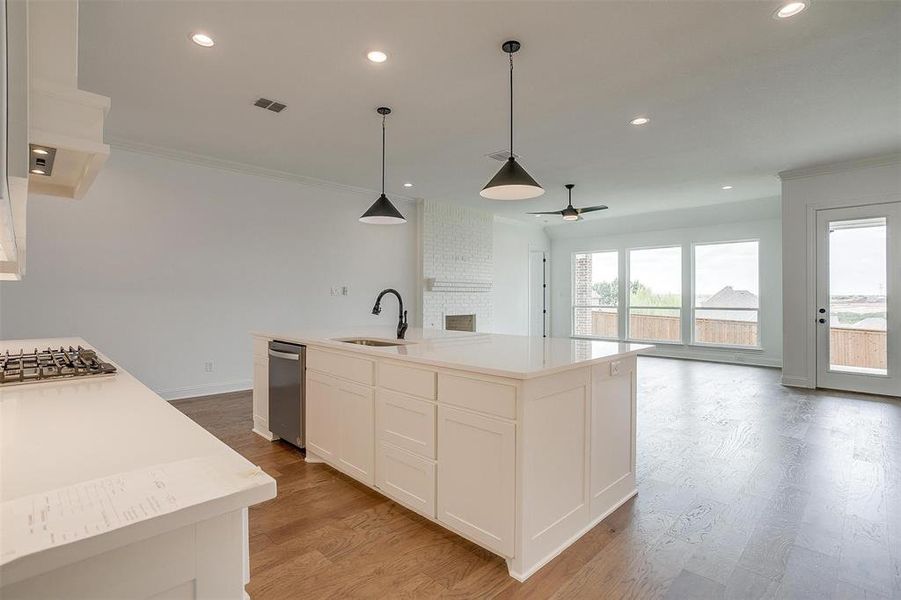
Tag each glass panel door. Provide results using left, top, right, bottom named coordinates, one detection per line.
left=816, top=203, right=900, bottom=396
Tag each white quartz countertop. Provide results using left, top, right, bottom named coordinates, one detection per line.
left=253, top=328, right=652, bottom=379
left=0, top=338, right=276, bottom=585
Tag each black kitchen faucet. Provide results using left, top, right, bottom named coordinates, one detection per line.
left=371, top=289, right=408, bottom=340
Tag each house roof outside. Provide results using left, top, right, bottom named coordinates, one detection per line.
left=698, top=286, right=759, bottom=322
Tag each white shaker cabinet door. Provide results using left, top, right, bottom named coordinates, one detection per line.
left=336, top=379, right=375, bottom=486
left=306, top=370, right=340, bottom=461
left=436, top=405, right=515, bottom=557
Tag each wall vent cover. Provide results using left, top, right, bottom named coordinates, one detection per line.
left=486, top=150, right=520, bottom=161
left=253, top=98, right=287, bottom=113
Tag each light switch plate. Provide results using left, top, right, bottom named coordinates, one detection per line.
left=610, top=360, right=622, bottom=376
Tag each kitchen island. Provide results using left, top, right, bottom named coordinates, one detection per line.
left=0, top=338, right=276, bottom=600
left=252, top=328, right=650, bottom=581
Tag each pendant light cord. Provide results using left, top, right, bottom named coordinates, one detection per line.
left=509, top=51, right=514, bottom=158
left=381, top=113, right=386, bottom=195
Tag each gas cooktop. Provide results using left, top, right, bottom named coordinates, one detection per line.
left=0, top=345, right=117, bottom=386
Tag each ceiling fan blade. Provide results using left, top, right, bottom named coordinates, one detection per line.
left=526, top=210, right=564, bottom=215
left=576, top=205, right=608, bottom=214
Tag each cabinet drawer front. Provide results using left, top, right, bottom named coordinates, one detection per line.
left=376, top=442, right=436, bottom=519
left=307, top=348, right=374, bottom=386
left=379, top=362, right=437, bottom=400
left=376, top=390, right=436, bottom=459
left=438, top=373, right=516, bottom=420
left=437, top=406, right=515, bottom=557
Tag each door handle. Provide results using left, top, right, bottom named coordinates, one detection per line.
left=818, top=318, right=826, bottom=324
left=818, top=308, right=826, bottom=314
left=268, top=349, right=300, bottom=360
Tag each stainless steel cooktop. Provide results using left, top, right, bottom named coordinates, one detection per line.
left=0, top=346, right=117, bottom=386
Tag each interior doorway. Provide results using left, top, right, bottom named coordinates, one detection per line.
left=529, top=251, right=548, bottom=337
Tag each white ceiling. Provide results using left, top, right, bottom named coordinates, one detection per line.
left=78, top=1, right=901, bottom=223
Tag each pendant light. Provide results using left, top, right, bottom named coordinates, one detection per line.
left=481, top=40, right=544, bottom=201
left=360, top=107, right=406, bottom=224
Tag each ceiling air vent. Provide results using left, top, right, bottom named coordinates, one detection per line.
left=486, top=150, right=520, bottom=161
left=253, top=98, right=287, bottom=113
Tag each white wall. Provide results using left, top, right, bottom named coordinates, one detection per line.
left=492, top=218, right=549, bottom=336
left=780, top=154, right=901, bottom=387
left=0, top=149, right=418, bottom=399
left=548, top=198, right=783, bottom=367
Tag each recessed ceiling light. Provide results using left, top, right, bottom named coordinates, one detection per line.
left=630, top=116, right=650, bottom=126
left=367, top=50, right=388, bottom=63
left=32, top=148, right=49, bottom=155
left=30, top=169, right=45, bottom=175
left=190, top=32, right=215, bottom=47
left=774, top=1, right=808, bottom=19
left=403, top=182, right=413, bottom=188
left=722, top=185, right=733, bottom=190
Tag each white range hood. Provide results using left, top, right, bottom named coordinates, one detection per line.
left=1, top=0, right=29, bottom=280
left=28, top=0, right=109, bottom=200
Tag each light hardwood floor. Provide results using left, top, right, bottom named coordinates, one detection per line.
left=172, top=357, right=901, bottom=599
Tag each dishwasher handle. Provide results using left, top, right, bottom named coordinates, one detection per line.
left=268, top=349, right=300, bottom=360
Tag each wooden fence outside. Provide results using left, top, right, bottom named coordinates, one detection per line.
left=830, top=327, right=887, bottom=370
left=588, top=312, right=887, bottom=368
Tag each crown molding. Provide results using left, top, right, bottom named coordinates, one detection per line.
left=778, top=152, right=901, bottom=181
left=107, top=137, right=418, bottom=202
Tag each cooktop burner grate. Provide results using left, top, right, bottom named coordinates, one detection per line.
left=0, top=346, right=117, bottom=386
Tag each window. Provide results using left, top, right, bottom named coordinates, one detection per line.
left=693, top=241, right=759, bottom=347
left=628, top=247, right=682, bottom=342
left=572, top=251, right=619, bottom=338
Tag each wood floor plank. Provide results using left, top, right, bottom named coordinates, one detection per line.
left=663, top=570, right=725, bottom=600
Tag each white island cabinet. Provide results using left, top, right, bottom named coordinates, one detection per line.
left=1, top=338, right=276, bottom=600
left=251, top=328, right=650, bottom=581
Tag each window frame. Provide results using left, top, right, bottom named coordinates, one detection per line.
left=624, top=244, right=684, bottom=344
left=570, top=249, right=621, bottom=341
left=690, top=239, right=763, bottom=350
left=568, top=239, right=766, bottom=352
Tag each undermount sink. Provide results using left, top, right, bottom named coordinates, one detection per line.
left=335, top=338, right=408, bottom=347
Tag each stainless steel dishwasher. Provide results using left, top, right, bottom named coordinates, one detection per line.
left=268, top=340, right=305, bottom=448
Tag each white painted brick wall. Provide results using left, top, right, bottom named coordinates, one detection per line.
left=421, top=200, right=493, bottom=330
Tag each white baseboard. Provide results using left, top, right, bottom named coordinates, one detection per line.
left=781, top=375, right=813, bottom=388
left=158, top=380, right=252, bottom=401
left=252, top=416, right=277, bottom=441
left=641, top=347, right=782, bottom=368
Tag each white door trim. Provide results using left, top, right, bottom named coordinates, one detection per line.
left=802, top=193, right=901, bottom=389
left=814, top=202, right=900, bottom=396
left=529, top=250, right=548, bottom=337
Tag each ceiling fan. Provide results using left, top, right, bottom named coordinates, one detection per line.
left=527, top=184, right=607, bottom=221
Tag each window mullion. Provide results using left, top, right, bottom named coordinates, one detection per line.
left=619, top=249, right=628, bottom=341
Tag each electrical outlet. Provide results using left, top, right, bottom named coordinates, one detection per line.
left=610, top=360, right=622, bottom=376
left=203, top=361, right=214, bottom=373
